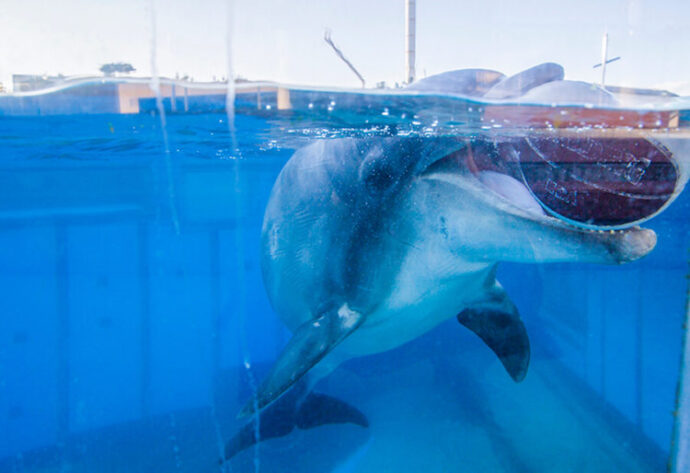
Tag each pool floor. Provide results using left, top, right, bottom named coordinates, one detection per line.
left=2, top=345, right=666, bottom=473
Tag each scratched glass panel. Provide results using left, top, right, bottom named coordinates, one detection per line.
left=1, top=1, right=690, bottom=473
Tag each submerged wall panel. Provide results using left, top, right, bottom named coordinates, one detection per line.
left=148, top=230, right=214, bottom=415
left=217, top=226, right=287, bottom=371
left=601, top=268, right=641, bottom=427
left=639, top=268, right=686, bottom=448
left=66, top=224, right=142, bottom=432
left=0, top=226, right=59, bottom=457
left=509, top=261, right=685, bottom=453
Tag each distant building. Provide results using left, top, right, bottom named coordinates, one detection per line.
left=0, top=76, right=293, bottom=116
left=0, top=82, right=5, bottom=93
left=12, top=74, right=66, bottom=92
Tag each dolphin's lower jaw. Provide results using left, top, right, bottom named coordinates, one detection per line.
left=510, top=218, right=658, bottom=265
left=522, top=209, right=658, bottom=264
left=536, top=214, right=658, bottom=264
left=415, top=170, right=658, bottom=267
left=599, top=227, right=657, bottom=264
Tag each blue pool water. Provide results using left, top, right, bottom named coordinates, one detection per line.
left=0, top=86, right=689, bottom=472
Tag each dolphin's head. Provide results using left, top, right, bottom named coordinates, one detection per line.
left=404, top=134, right=682, bottom=265
left=399, top=64, right=686, bottom=266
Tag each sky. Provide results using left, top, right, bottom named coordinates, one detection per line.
left=1, top=0, right=689, bottom=93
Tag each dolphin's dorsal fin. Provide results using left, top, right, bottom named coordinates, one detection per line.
left=239, top=304, right=364, bottom=417
left=457, top=283, right=530, bottom=382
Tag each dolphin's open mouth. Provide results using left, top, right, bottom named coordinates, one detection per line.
left=462, top=136, right=679, bottom=231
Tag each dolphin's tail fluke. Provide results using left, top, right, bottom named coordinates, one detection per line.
left=224, top=380, right=368, bottom=461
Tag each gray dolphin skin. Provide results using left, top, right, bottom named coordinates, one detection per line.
left=224, top=63, right=686, bottom=460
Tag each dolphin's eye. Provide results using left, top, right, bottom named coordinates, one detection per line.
left=358, top=143, right=401, bottom=195
left=363, top=163, right=396, bottom=193
left=513, top=137, right=678, bottom=228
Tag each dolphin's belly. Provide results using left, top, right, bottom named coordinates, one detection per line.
left=264, top=178, right=495, bottom=359
left=337, top=256, right=493, bottom=357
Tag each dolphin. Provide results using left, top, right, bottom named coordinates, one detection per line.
left=224, top=63, right=687, bottom=460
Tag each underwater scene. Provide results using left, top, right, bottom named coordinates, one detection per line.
left=1, top=62, right=690, bottom=473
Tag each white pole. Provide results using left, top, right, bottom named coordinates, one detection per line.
left=600, top=32, right=609, bottom=88
left=405, top=0, right=416, bottom=84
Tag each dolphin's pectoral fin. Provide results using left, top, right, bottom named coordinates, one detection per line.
left=457, top=285, right=530, bottom=382
left=225, top=383, right=368, bottom=461
left=239, top=304, right=364, bottom=417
